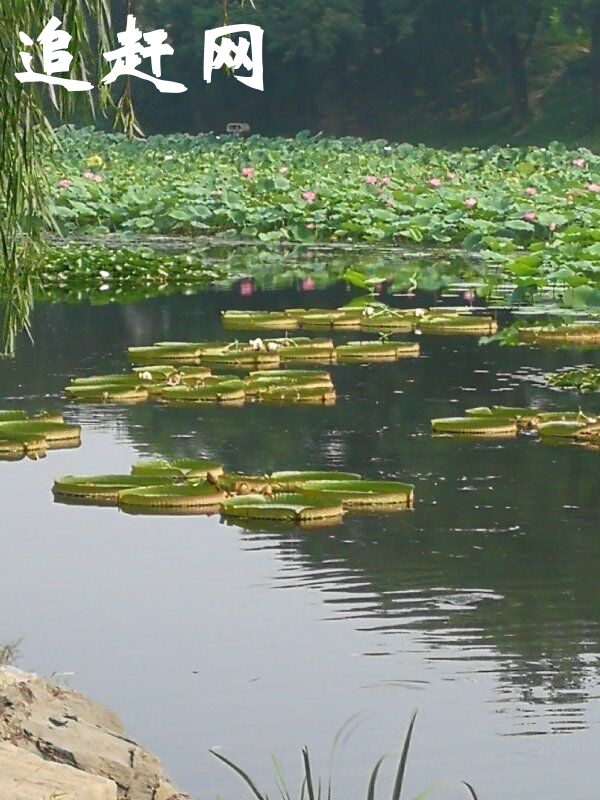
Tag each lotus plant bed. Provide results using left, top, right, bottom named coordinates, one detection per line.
left=64, top=364, right=336, bottom=407
left=432, top=406, right=600, bottom=449
left=221, top=306, right=496, bottom=337
left=52, top=461, right=415, bottom=523
left=0, top=411, right=81, bottom=461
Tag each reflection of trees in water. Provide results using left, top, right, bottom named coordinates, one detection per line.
left=3, top=287, right=600, bottom=727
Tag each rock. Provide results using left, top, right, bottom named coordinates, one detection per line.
left=0, top=741, right=117, bottom=800
left=0, top=667, right=189, bottom=800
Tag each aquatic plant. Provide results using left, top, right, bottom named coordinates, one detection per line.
left=546, top=367, right=600, bottom=392
left=432, top=407, right=600, bottom=450
left=0, top=411, right=80, bottom=460
left=210, top=710, right=479, bottom=800
left=52, top=465, right=416, bottom=522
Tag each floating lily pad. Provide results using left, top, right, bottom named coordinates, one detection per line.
left=0, top=420, right=81, bottom=444
left=359, top=312, right=415, bottom=332
left=431, top=416, right=518, bottom=436
left=52, top=474, right=173, bottom=505
left=221, top=311, right=299, bottom=330
left=419, top=315, right=497, bottom=334
left=299, top=479, right=414, bottom=508
left=127, top=343, right=205, bottom=363
left=221, top=492, right=344, bottom=523
left=537, top=420, right=591, bottom=438
left=0, top=410, right=28, bottom=421
left=536, top=411, right=597, bottom=424
left=70, top=374, right=145, bottom=387
left=118, top=483, right=226, bottom=512
left=157, top=383, right=246, bottom=403
left=253, top=386, right=336, bottom=405
left=269, top=470, right=362, bottom=490
left=131, top=458, right=223, bottom=480
left=464, top=406, right=540, bottom=425
left=64, top=384, right=148, bottom=403
left=277, top=344, right=336, bottom=363
left=131, top=459, right=224, bottom=479
left=0, top=432, right=48, bottom=460
left=201, top=351, right=280, bottom=368
left=518, top=324, right=600, bottom=345
left=336, top=341, right=420, bottom=361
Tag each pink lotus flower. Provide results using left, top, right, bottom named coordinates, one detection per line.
left=364, top=175, right=378, bottom=185
left=586, top=182, right=600, bottom=193
left=82, top=171, right=103, bottom=183
left=463, top=197, right=477, bottom=208
left=301, top=191, right=316, bottom=203
left=239, top=279, right=253, bottom=296
left=300, top=277, right=315, bottom=291
left=380, top=177, right=391, bottom=185
left=240, top=167, right=254, bottom=178
left=571, top=157, right=586, bottom=168
left=524, top=187, right=537, bottom=196
left=57, top=179, right=71, bottom=189
left=522, top=211, right=537, bottom=223
left=427, top=178, right=442, bottom=188
left=463, top=289, right=475, bottom=303
left=278, top=167, right=288, bottom=175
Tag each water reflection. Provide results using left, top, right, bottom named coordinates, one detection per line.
left=2, top=284, right=600, bottom=794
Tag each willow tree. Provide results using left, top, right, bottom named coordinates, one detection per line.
left=0, top=0, right=253, bottom=355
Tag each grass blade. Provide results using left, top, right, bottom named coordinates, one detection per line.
left=209, top=749, right=267, bottom=800
left=462, top=782, right=480, bottom=800
left=302, top=747, right=316, bottom=800
left=366, top=755, right=386, bottom=800
left=390, top=709, right=418, bottom=800
left=271, top=755, right=292, bottom=800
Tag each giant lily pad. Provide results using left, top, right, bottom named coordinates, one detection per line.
left=517, top=324, right=600, bottom=345
left=419, top=314, right=497, bottom=335
left=65, top=384, right=149, bottom=403
left=118, top=483, right=226, bottom=512
left=221, top=311, right=299, bottom=330
left=157, top=383, right=246, bottom=403
left=0, top=420, right=81, bottom=445
left=431, top=416, right=518, bottom=436
left=52, top=474, right=174, bottom=505
left=299, top=479, right=414, bottom=508
left=221, top=492, right=344, bottom=523
left=131, top=459, right=224, bottom=479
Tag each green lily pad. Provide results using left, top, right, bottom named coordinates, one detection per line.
left=0, top=410, right=28, bottom=421
left=221, top=311, right=299, bottom=330
left=269, top=470, right=362, bottom=490
left=157, top=383, right=246, bottom=403
left=118, top=483, right=226, bottom=512
left=518, top=324, right=600, bottom=345
left=419, top=315, right=497, bottom=334
left=299, top=479, right=414, bottom=508
left=537, top=420, right=590, bottom=438
left=53, top=474, right=174, bottom=505
left=0, top=420, right=81, bottom=444
left=131, top=459, right=224, bottom=479
left=221, top=492, right=344, bottom=523
left=64, top=384, right=148, bottom=403
left=431, top=416, right=518, bottom=436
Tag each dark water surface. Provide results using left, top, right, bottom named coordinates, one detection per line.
left=1, top=285, right=600, bottom=800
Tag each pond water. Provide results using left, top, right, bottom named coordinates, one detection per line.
left=1, top=279, right=600, bottom=800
